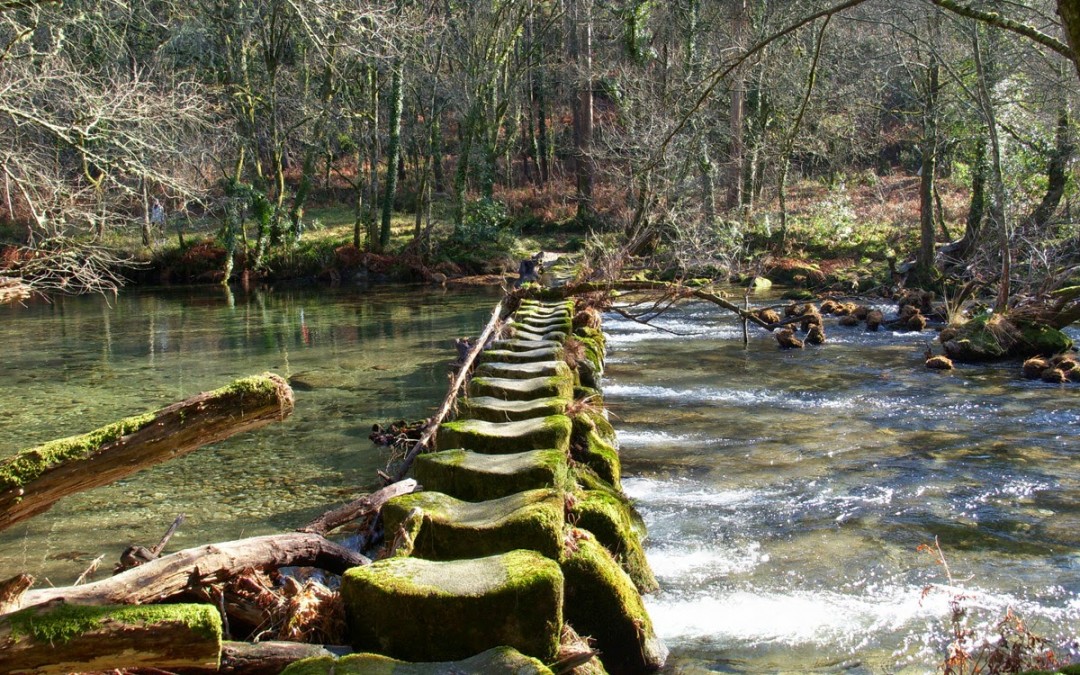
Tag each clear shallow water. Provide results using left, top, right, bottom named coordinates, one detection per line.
left=605, top=299, right=1080, bottom=674
left=0, top=285, right=498, bottom=585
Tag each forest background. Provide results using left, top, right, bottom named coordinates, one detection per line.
left=1, top=0, right=1079, bottom=302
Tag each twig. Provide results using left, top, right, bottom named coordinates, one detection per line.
left=150, top=514, right=185, bottom=557
left=74, top=555, right=105, bottom=586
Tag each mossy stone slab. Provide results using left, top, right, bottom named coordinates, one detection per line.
left=381, top=489, right=566, bottom=560
left=459, top=395, right=569, bottom=423
left=562, top=535, right=667, bottom=674
left=476, top=360, right=571, bottom=380
left=469, top=376, right=574, bottom=402
left=341, top=551, right=563, bottom=662
left=437, top=415, right=572, bottom=454
left=513, top=317, right=573, bottom=333
left=490, top=339, right=558, bottom=352
left=478, top=346, right=564, bottom=364
left=511, top=328, right=568, bottom=343
left=415, top=449, right=571, bottom=501
left=281, top=647, right=553, bottom=675
left=572, top=490, right=658, bottom=593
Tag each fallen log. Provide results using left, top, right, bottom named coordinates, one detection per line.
left=299, top=479, right=419, bottom=536
left=390, top=297, right=513, bottom=482
left=10, top=533, right=368, bottom=613
left=518, top=280, right=774, bottom=329
left=218, top=641, right=346, bottom=675
left=0, top=373, right=294, bottom=532
left=0, top=600, right=222, bottom=674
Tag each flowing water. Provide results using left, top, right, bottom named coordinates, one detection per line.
left=2, top=285, right=1078, bottom=673
left=0, top=285, right=499, bottom=585
left=604, top=297, right=1080, bottom=673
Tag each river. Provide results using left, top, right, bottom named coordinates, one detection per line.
left=1, top=286, right=1078, bottom=673
left=604, top=297, right=1080, bottom=673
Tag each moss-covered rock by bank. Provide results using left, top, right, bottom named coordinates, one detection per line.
left=572, top=467, right=647, bottom=540
left=476, top=360, right=572, bottom=380
left=436, top=415, right=572, bottom=454
left=415, top=449, right=572, bottom=501
left=381, top=489, right=566, bottom=560
left=340, top=551, right=563, bottom=662
left=458, top=395, right=570, bottom=423
left=572, top=490, right=658, bottom=593
left=478, top=345, right=565, bottom=364
left=469, top=376, right=574, bottom=402
left=281, top=646, right=554, bottom=675
left=942, top=313, right=1074, bottom=362
left=561, top=533, right=667, bottom=674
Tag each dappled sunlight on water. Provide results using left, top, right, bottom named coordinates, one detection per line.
left=607, top=297, right=1080, bottom=673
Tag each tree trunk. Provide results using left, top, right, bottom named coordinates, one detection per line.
left=1025, top=103, right=1073, bottom=230
left=973, top=24, right=1010, bottom=311
left=1060, top=0, right=1080, bottom=79
left=569, top=0, right=594, bottom=220
left=916, top=60, right=940, bottom=282
left=0, top=601, right=222, bottom=674
left=379, top=58, right=404, bottom=252
left=727, top=0, right=749, bottom=209
left=11, top=533, right=367, bottom=612
left=0, top=374, right=294, bottom=532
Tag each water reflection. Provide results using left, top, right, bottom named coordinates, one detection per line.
left=606, top=300, right=1080, bottom=673
left=0, top=285, right=498, bottom=585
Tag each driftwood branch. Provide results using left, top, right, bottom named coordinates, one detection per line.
left=298, top=479, right=419, bottom=536
left=0, top=374, right=294, bottom=532
left=390, top=297, right=513, bottom=482
left=10, top=533, right=367, bottom=613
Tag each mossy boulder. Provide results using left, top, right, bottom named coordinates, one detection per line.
left=436, top=416, right=572, bottom=454
left=478, top=346, right=565, bottom=364
left=340, top=551, right=563, bottom=662
left=574, top=326, right=607, bottom=353
left=381, top=489, right=566, bottom=560
left=942, top=314, right=1075, bottom=362
left=572, top=467, right=646, bottom=540
left=469, top=376, right=574, bottom=402
left=281, top=646, right=554, bottom=675
left=572, top=490, right=658, bottom=593
left=415, top=449, right=571, bottom=501
left=562, top=534, right=667, bottom=674
left=475, top=360, right=572, bottom=380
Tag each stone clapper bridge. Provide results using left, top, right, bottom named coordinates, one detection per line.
left=292, top=298, right=668, bottom=674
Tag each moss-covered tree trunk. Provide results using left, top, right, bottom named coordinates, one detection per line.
left=0, top=374, right=294, bottom=532
left=0, top=603, right=222, bottom=674
left=1058, top=0, right=1080, bottom=79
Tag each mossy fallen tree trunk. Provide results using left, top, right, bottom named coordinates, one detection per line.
left=8, top=533, right=366, bottom=613
left=0, top=601, right=221, bottom=674
left=0, top=373, right=294, bottom=532
left=515, top=279, right=773, bottom=329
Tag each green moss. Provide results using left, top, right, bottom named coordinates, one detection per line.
left=6, top=602, right=221, bottom=645
left=943, top=314, right=1074, bottom=362
left=1015, top=320, right=1074, bottom=356
left=279, top=656, right=338, bottom=675
left=284, top=648, right=554, bottom=675
left=561, top=534, right=667, bottom=673
left=340, top=551, right=563, bottom=662
left=572, top=490, right=658, bottom=593
left=0, top=413, right=156, bottom=492
left=458, top=395, right=570, bottom=423
left=468, top=375, right=574, bottom=402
